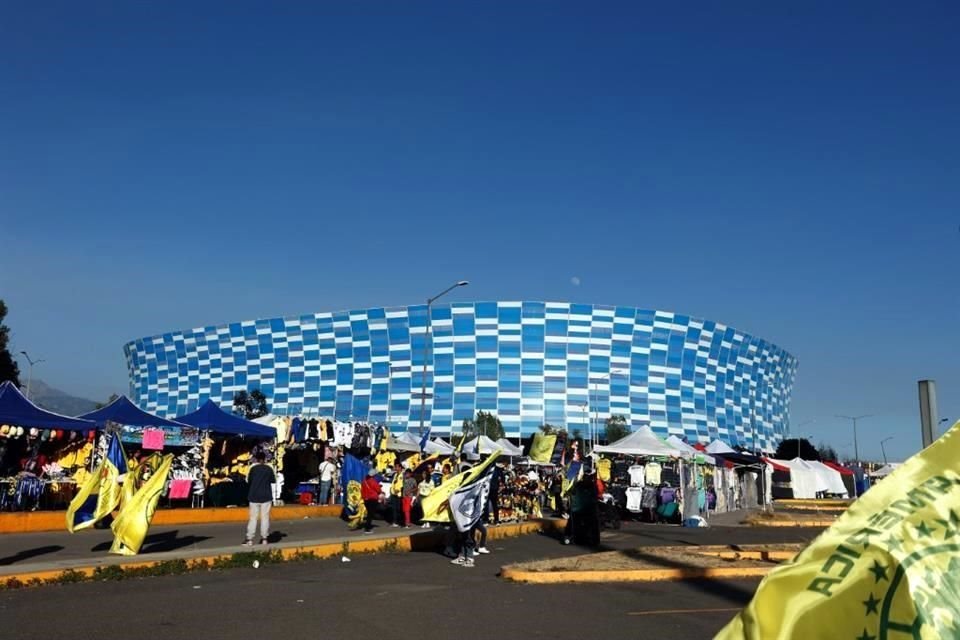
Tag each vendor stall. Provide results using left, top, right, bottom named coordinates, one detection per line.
left=176, top=400, right=277, bottom=507
left=0, top=381, right=96, bottom=511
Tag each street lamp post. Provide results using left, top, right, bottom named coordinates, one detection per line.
left=591, top=369, right=625, bottom=449
left=835, top=414, right=872, bottom=463
left=880, top=437, right=894, bottom=465
left=18, top=351, right=45, bottom=401
left=417, top=280, right=469, bottom=435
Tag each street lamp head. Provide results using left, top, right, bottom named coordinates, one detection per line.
left=456, top=280, right=469, bottom=287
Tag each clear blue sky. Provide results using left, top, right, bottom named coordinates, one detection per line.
left=1, top=3, right=957, bottom=462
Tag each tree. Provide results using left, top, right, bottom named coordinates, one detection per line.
left=459, top=410, right=505, bottom=442
left=604, top=415, right=630, bottom=444
left=94, top=393, right=120, bottom=410
left=774, top=437, right=820, bottom=460
left=0, top=300, right=21, bottom=387
left=817, top=443, right=839, bottom=462
left=232, top=388, right=269, bottom=419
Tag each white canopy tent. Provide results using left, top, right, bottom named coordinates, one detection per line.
left=770, top=458, right=820, bottom=499
left=462, top=434, right=504, bottom=455
left=424, top=437, right=454, bottom=455
left=666, top=435, right=716, bottom=465
left=593, top=426, right=684, bottom=458
left=705, top=439, right=736, bottom=454
left=806, top=460, right=849, bottom=497
left=871, top=463, right=901, bottom=478
left=496, top=438, right=523, bottom=456
left=385, top=432, right=421, bottom=453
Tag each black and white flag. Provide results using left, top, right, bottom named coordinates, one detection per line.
left=449, top=470, right=492, bottom=532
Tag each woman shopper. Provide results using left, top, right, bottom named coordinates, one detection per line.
left=418, top=471, right=435, bottom=528
left=401, top=469, right=417, bottom=529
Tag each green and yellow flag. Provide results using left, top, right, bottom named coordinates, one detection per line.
left=420, top=450, right=501, bottom=523
left=109, top=453, right=173, bottom=556
left=529, top=433, right=557, bottom=463
left=718, top=421, right=960, bottom=640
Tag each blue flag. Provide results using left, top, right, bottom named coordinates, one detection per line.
left=419, top=428, right=431, bottom=453
left=339, top=453, right=370, bottom=502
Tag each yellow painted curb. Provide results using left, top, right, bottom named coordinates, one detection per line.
left=778, top=504, right=847, bottom=512
left=500, top=565, right=774, bottom=583
left=746, top=519, right=832, bottom=528
left=775, top=499, right=852, bottom=506
left=0, top=519, right=558, bottom=586
left=0, top=505, right=341, bottom=535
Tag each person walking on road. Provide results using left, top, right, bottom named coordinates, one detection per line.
left=360, top=469, right=382, bottom=534
left=245, top=451, right=276, bottom=546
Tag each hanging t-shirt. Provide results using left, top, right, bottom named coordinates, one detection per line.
left=625, top=487, right=644, bottom=512
left=597, top=458, right=612, bottom=483
left=645, top=461, right=662, bottom=485
left=628, top=465, right=646, bottom=487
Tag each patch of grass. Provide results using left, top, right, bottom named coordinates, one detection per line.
left=289, top=549, right=318, bottom=562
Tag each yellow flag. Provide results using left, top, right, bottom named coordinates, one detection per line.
left=717, top=421, right=960, bottom=640
left=529, top=433, right=557, bottom=463
left=65, top=461, right=105, bottom=533
left=420, top=450, right=501, bottom=523
left=109, top=454, right=173, bottom=556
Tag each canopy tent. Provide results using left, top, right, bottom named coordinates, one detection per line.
left=871, top=463, right=901, bottom=478
left=496, top=438, right=523, bottom=456
left=593, top=426, right=683, bottom=458
left=175, top=400, right=276, bottom=438
left=462, top=434, right=504, bottom=455
left=0, top=380, right=96, bottom=431
left=769, top=458, right=819, bottom=499
left=823, top=460, right=856, bottom=496
left=385, top=432, right=421, bottom=453
left=806, top=460, right=849, bottom=497
left=705, top=439, right=736, bottom=454
left=424, top=437, right=455, bottom=455
left=665, top=435, right=715, bottom=464
left=78, top=395, right=188, bottom=429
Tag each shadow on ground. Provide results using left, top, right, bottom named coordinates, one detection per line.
left=0, top=545, right=65, bottom=566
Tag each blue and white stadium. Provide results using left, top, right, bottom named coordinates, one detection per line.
left=124, top=302, right=798, bottom=450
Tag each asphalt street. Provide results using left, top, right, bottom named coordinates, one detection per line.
left=2, top=521, right=820, bottom=639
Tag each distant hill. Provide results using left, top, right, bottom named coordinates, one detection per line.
left=25, top=379, right=99, bottom=416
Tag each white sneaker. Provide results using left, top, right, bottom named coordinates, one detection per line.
left=477, top=547, right=490, bottom=554
left=450, top=556, right=465, bottom=565
left=463, top=559, right=475, bottom=568
left=421, top=523, right=431, bottom=529
left=391, top=523, right=400, bottom=528
left=243, top=539, right=254, bottom=547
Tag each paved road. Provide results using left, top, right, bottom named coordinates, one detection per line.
left=0, top=509, right=820, bottom=575
left=3, top=533, right=761, bottom=639
left=2, top=521, right=821, bottom=639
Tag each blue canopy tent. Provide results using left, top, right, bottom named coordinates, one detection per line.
left=78, top=395, right=188, bottom=429
left=175, top=400, right=276, bottom=438
left=0, top=380, right=95, bottom=431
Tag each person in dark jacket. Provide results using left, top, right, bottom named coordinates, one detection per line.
left=245, top=451, right=276, bottom=546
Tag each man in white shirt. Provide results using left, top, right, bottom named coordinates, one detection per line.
left=318, top=457, right=336, bottom=505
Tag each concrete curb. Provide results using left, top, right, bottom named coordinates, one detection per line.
left=500, top=565, right=774, bottom=583
left=500, top=543, right=799, bottom=584
left=0, top=505, right=341, bottom=534
left=774, top=499, right=852, bottom=507
left=0, top=518, right=562, bottom=587
left=745, top=518, right=832, bottom=528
